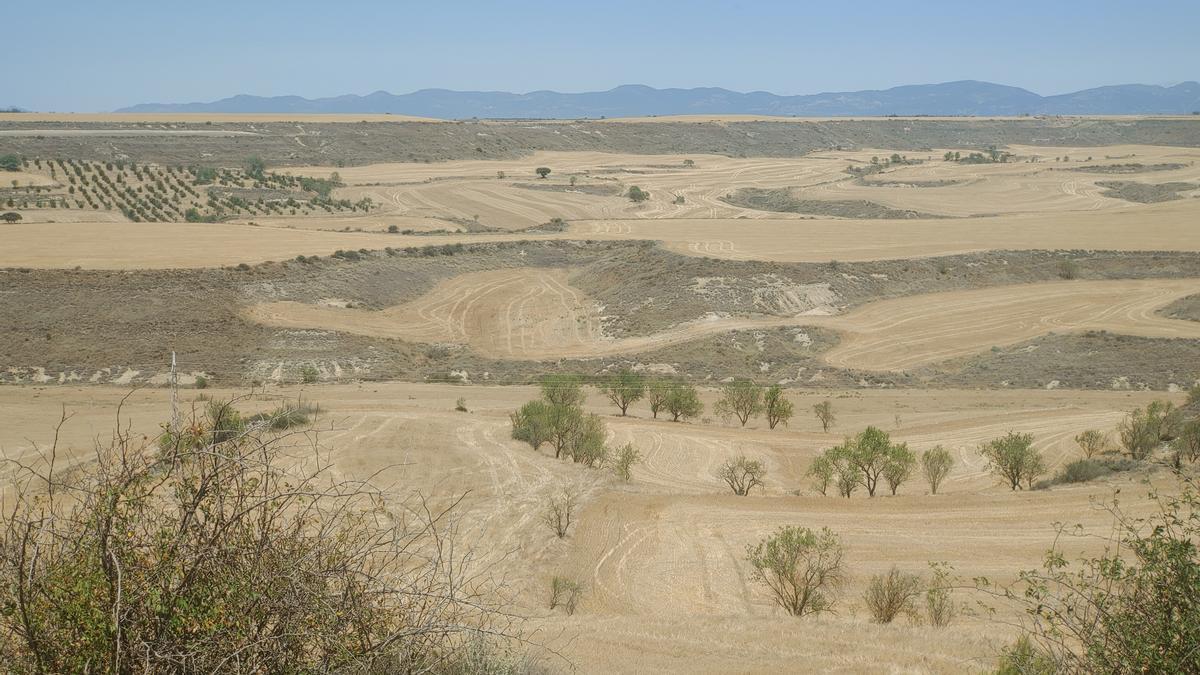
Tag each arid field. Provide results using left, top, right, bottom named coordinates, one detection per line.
left=2, top=115, right=1199, bottom=672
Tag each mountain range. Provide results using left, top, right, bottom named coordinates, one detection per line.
left=117, top=80, right=1200, bottom=118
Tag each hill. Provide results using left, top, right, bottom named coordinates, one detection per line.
left=116, top=80, right=1200, bottom=118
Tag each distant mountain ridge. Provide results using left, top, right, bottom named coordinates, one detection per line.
left=118, top=80, right=1200, bottom=118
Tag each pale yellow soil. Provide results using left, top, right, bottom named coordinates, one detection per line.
left=0, top=383, right=1180, bottom=673
left=247, top=277, right=1200, bottom=368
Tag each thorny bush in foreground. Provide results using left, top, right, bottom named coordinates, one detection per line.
left=0, top=395, right=532, bottom=674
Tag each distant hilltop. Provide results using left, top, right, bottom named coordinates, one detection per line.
left=116, top=80, right=1200, bottom=119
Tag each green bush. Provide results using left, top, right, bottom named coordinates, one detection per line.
left=300, top=365, right=320, bottom=384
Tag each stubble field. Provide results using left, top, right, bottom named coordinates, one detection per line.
left=2, top=116, right=1199, bottom=672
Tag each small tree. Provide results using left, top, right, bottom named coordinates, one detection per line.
left=627, top=186, right=649, bottom=203
left=535, top=167, right=551, bottom=179
left=981, top=431, right=1044, bottom=490
left=1174, top=419, right=1200, bottom=464
left=569, top=413, right=608, bottom=467
left=844, top=426, right=896, bottom=497
left=300, top=364, right=319, bottom=383
left=746, top=526, right=843, bottom=617
left=647, top=379, right=670, bottom=419
left=599, top=369, right=645, bottom=416
left=665, top=383, right=703, bottom=422
left=714, top=379, right=764, bottom=427
left=882, top=444, right=917, bottom=495
left=864, top=567, right=923, bottom=623
left=718, top=455, right=766, bottom=496
left=542, top=489, right=578, bottom=538
left=806, top=456, right=834, bottom=496
left=1074, top=429, right=1110, bottom=458
left=763, top=385, right=794, bottom=430
left=541, top=373, right=586, bottom=408
left=1, top=211, right=20, bottom=223
left=813, top=400, right=836, bottom=432
left=921, top=446, right=954, bottom=495
left=511, top=400, right=552, bottom=450
left=612, top=443, right=642, bottom=481
left=245, top=156, right=266, bottom=180
left=544, top=403, right=585, bottom=460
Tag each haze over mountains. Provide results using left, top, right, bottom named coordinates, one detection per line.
left=116, top=80, right=1200, bottom=118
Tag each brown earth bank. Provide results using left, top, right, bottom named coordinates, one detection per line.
left=4, top=241, right=1200, bottom=389
left=2, top=118, right=1200, bottom=167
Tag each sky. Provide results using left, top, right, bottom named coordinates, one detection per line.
left=8, top=0, right=1199, bottom=111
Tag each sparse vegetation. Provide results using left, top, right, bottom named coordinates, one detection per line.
left=300, top=364, right=320, bottom=383
left=611, top=442, right=642, bottom=481
left=1074, top=429, right=1110, bottom=458
left=548, top=576, right=585, bottom=615
left=626, top=185, right=649, bottom=203
left=1119, top=400, right=1180, bottom=459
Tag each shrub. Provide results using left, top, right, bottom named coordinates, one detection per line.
left=0, top=399, right=519, bottom=672
left=746, top=526, right=843, bottom=617
left=627, top=185, right=649, bottom=202
left=193, top=374, right=208, bottom=389
left=995, top=636, right=1057, bottom=675
left=612, top=442, right=642, bottom=481
left=864, top=567, right=923, bottom=623
left=542, top=489, right=578, bottom=538
left=1174, top=419, right=1200, bottom=464
left=925, top=562, right=956, bottom=627
left=988, top=475, right=1200, bottom=672
left=300, top=364, right=319, bottom=384
left=548, top=576, right=584, bottom=615
left=921, top=446, right=954, bottom=494
left=510, top=400, right=553, bottom=450
left=1074, top=429, right=1110, bottom=458
left=1056, top=259, right=1081, bottom=280
left=248, top=401, right=320, bottom=431
left=718, top=455, right=766, bottom=496
left=535, top=167, right=551, bottom=179
left=1119, top=400, right=1180, bottom=459
left=455, top=397, right=469, bottom=412
left=714, top=379, right=764, bottom=427
left=1, top=211, right=21, bottom=223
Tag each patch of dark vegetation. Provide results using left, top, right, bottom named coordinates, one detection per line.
left=1034, top=457, right=1143, bottom=490
left=1160, top=293, right=1200, bottom=322
left=722, top=187, right=943, bottom=219
left=4, top=118, right=1199, bottom=167
left=1097, top=180, right=1198, bottom=203
left=1064, top=162, right=1187, bottom=174
left=930, top=331, right=1200, bottom=391
left=511, top=182, right=623, bottom=197
left=859, top=178, right=963, bottom=188
left=7, top=242, right=1200, bottom=388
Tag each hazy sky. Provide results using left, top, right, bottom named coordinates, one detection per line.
left=9, top=0, right=1199, bottom=111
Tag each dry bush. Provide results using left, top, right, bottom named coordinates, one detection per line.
left=0, top=397, right=524, bottom=673
left=925, top=562, right=957, bottom=628
left=1074, top=429, right=1110, bottom=458
left=548, top=576, right=585, bottom=615
left=864, top=567, right=923, bottom=623
left=542, top=489, right=578, bottom=538
left=812, top=400, right=836, bottom=432
left=718, top=455, right=766, bottom=496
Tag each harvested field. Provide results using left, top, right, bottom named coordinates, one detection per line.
left=0, top=383, right=1183, bottom=673
left=247, top=274, right=1200, bottom=369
